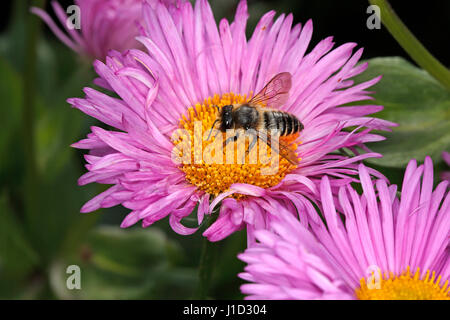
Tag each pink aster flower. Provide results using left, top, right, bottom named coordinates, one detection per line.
left=69, top=0, right=395, bottom=240
left=239, top=157, right=449, bottom=300
left=31, top=0, right=144, bottom=60
left=441, top=151, right=450, bottom=182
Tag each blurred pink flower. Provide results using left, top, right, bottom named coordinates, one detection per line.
left=69, top=0, right=395, bottom=240
left=239, top=157, right=449, bottom=299
left=441, top=151, right=450, bottom=182
left=32, top=0, right=143, bottom=60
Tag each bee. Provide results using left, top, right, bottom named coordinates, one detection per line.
left=208, top=72, right=303, bottom=165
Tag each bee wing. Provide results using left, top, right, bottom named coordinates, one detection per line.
left=249, top=72, right=292, bottom=108
left=257, top=130, right=299, bottom=166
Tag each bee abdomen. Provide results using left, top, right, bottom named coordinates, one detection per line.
left=263, top=111, right=303, bottom=136
left=263, top=111, right=276, bottom=131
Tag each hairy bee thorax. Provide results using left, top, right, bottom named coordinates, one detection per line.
left=229, top=104, right=260, bottom=130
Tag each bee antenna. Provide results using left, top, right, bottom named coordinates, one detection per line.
left=207, top=119, right=219, bottom=141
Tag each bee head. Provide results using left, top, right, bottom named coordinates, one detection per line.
left=220, top=105, right=234, bottom=130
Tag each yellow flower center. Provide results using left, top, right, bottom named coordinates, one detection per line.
left=172, top=92, right=299, bottom=198
left=356, top=267, right=450, bottom=300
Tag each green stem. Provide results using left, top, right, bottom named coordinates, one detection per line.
left=369, top=0, right=450, bottom=90
left=23, top=0, right=46, bottom=233
left=194, top=214, right=219, bottom=299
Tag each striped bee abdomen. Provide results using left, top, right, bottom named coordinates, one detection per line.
left=263, top=111, right=303, bottom=136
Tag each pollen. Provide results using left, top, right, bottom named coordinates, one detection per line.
left=356, top=267, right=450, bottom=300
left=172, top=93, right=300, bottom=198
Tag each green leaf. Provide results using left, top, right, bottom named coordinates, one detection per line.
left=0, top=193, right=39, bottom=277
left=0, top=56, right=24, bottom=187
left=353, top=57, right=450, bottom=167
left=28, top=159, right=99, bottom=262
left=49, top=226, right=197, bottom=299
left=0, top=1, right=27, bottom=74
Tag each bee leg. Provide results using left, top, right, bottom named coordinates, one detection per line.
left=224, top=131, right=240, bottom=146
left=223, top=131, right=241, bottom=163
left=243, top=129, right=258, bottom=163
left=206, top=119, right=220, bottom=141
